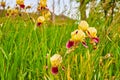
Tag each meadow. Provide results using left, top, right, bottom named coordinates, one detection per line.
left=0, top=10, right=120, bottom=80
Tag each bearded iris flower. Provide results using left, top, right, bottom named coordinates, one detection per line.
left=66, top=29, right=88, bottom=48
left=71, top=29, right=86, bottom=42
left=37, top=0, right=47, bottom=11
left=16, top=0, right=25, bottom=9
left=13, top=9, right=19, bottom=15
left=37, top=16, right=45, bottom=26
left=39, top=0, right=47, bottom=10
left=78, top=20, right=99, bottom=44
left=66, top=20, right=99, bottom=51
left=86, top=27, right=99, bottom=43
left=41, top=10, right=51, bottom=20
left=6, top=8, right=11, bottom=16
left=36, top=0, right=51, bottom=27
left=6, top=8, right=18, bottom=16
left=50, top=54, right=62, bottom=75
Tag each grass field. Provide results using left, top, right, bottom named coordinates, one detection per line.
left=0, top=12, right=120, bottom=80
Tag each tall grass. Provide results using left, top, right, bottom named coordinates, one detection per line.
left=0, top=13, right=120, bottom=80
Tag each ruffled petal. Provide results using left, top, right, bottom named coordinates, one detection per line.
left=37, top=22, right=42, bottom=26
left=20, top=4, right=25, bottom=9
left=92, top=37, right=99, bottom=43
left=51, top=66, right=58, bottom=75
left=66, top=40, right=74, bottom=49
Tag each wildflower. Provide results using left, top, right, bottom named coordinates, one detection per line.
left=71, top=29, right=88, bottom=48
left=37, top=16, right=45, bottom=26
left=0, top=1, right=6, bottom=8
left=12, top=9, right=19, bottom=16
left=66, top=29, right=88, bottom=48
left=78, top=20, right=89, bottom=31
left=71, top=29, right=86, bottom=42
left=39, top=0, right=47, bottom=10
left=86, top=27, right=99, bottom=43
left=6, top=8, right=12, bottom=16
left=16, top=0, right=25, bottom=9
left=6, top=8, right=19, bottom=16
left=40, top=9, right=51, bottom=20
left=44, top=11, right=51, bottom=20
left=50, top=54, right=62, bottom=75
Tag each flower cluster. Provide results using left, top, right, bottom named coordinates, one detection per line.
left=50, top=54, right=62, bottom=75
left=66, top=20, right=99, bottom=52
left=37, top=0, right=47, bottom=11
left=36, top=0, right=51, bottom=26
left=16, top=0, right=25, bottom=9
left=6, top=8, right=19, bottom=16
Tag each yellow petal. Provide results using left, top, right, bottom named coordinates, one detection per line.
left=37, top=16, right=45, bottom=23
left=71, top=29, right=86, bottom=42
left=50, top=54, right=62, bottom=67
left=78, top=20, right=89, bottom=31
left=40, top=0, right=47, bottom=7
left=16, top=0, right=24, bottom=5
left=86, top=27, right=97, bottom=38
left=44, top=11, right=51, bottom=20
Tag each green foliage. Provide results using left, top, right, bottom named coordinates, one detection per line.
left=76, top=0, right=89, bottom=3
left=0, top=12, right=120, bottom=80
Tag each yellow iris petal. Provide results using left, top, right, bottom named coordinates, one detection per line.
left=71, top=29, right=86, bottom=42
left=40, top=0, right=47, bottom=7
left=86, top=27, right=97, bottom=37
left=16, top=0, right=24, bottom=5
left=50, top=54, right=62, bottom=67
left=37, top=16, right=45, bottom=23
left=78, top=20, right=89, bottom=31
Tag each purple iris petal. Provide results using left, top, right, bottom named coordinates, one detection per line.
left=20, top=4, right=25, bottom=9
left=37, top=22, right=42, bottom=26
left=66, top=40, right=74, bottom=49
left=82, top=42, right=88, bottom=48
left=51, top=66, right=58, bottom=75
left=92, top=37, right=99, bottom=43
left=86, top=31, right=91, bottom=38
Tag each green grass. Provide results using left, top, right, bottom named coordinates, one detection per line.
left=0, top=13, right=120, bottom=80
